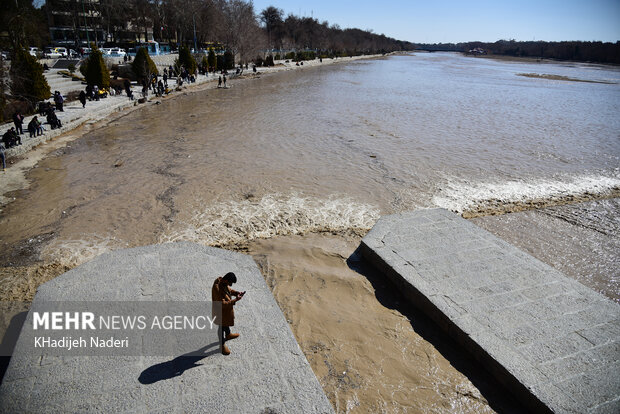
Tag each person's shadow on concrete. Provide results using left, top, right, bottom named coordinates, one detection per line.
left=139, top=341, right=220, bottom=384
left=0, top=310, right=28, bottom=385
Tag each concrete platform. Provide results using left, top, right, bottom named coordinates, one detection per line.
left=360, top=209, right=620, bottom=414
left=0, top=242, right=333, bottom=413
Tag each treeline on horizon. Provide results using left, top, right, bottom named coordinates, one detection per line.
left=257, top=6, right=415, bottom=57
left=416, top=40, right=620, bottom=64
left=1, top=0, right=415, bottom=61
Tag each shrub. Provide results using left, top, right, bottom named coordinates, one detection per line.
left=274, top=54, right=280, bottom=60
left=81, top=47, right=110, bottom=89
left=201, top=55, right=208, bottom=70
left=216, top=55, right=224, bottom=71
left=223, top=51, right=234, bottom=69
left=10, top=48, right=51, bottom=104
left=285, top=51, right=295, bottom=60
left=264, top=55, right=274, bottom=66
left=132, top=47, right=158, bottom=82
left=2, top=99, right=33, bottom=122
left=255, top=56, right=264, bottom=67
left=207, top=48, right=217, bottom=72
left=178, top=46, right=197, bottom=75
left=65, top=90, right=81, bottom=102
left=295, top=51, right=316, bottom=61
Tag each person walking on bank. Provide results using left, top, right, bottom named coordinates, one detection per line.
left=0, top=140, right=6, bottom=171
left=123, top=79, right=133, bottom=100
left=12, top=111, right=24, bottom=135
left=54, top=91, right=64, bottom=111
left=212, top=272, right=245, bottom=355
left=79, top=90, right=87, bottom=108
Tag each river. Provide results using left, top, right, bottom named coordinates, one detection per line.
left=1, top=52, right=619, bottom=412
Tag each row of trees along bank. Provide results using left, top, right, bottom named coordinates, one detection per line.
left=1, top=1, right=414, bottom=120
left=1, top=1, right=414, bottom=61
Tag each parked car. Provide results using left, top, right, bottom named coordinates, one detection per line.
left=44, top=47, right=78, bottom=58
left=109, top=47, right=126, bottom=57
left=101, top=47, right=126, bottom=58
left=44, top=47, right=68, bottom=58
left=44, top=48, right=58, bottom=58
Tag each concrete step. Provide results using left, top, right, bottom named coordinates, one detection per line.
left=52, top=59, right=81, bottom=69
left=0, top=243, right=334, bottom=413
left=361, top=208, right=620, bottom=414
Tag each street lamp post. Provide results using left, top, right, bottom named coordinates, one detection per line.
left=192, top=15, right=197, bottom=52
left=81, top=0, right=90, bottom=47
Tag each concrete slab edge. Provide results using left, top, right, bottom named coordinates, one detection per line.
left=359, top=240, right=554, bottom=414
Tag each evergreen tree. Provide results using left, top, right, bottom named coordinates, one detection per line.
left=173, top=58, right=181, bottom=76
left=82, top=47, right=110, bottom=89
left=207, top=49, right=217, bottom=72
left=178, top=46, right=197, bottom=75
left=10, top=47, right=50, bottom=105
left=223, top=51, right=234, bottom=69
left=132, top=47, right=158, bottom=82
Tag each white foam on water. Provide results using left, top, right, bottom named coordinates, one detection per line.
left=40, top=234, right=129, bottom=267
left=432, top=172, right=620, bottom=214
left=159, top=193, right=381, bottom=247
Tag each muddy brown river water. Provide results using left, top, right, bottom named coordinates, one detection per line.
left=1, top=53, right=619, bottom=412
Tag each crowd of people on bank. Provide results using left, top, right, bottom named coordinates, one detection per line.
left=1, top=62, right=239, bottom=171
left=2, top=92, right=66, bottom=154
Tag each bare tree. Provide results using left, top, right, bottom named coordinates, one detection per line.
left=220, top=0, right=262, bottom=62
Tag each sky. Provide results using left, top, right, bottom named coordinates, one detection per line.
left=250, top=0, right=620, bottom=44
